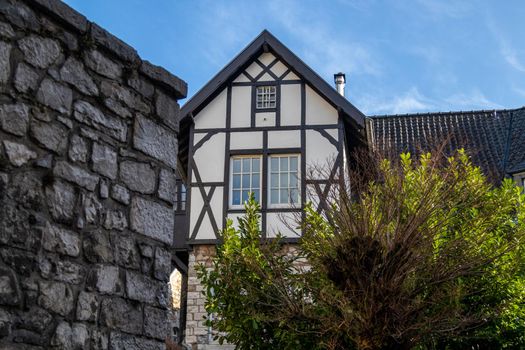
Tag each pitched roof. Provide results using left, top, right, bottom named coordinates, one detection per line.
left=367, top=107, right=525, bottom=182
left=180, top=29, right=365, bottom=128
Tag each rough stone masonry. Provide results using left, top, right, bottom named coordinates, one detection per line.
left=0, top=0, right=187, bottom=348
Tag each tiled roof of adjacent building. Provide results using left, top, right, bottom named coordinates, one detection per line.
left=366, top=106, right=525, bottom=182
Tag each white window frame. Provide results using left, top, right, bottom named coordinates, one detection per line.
left=256, top=85, right=277, bottom=109
left=267, top=154, right=301, bottom=209
left=229, top=155, right=262, bottom=209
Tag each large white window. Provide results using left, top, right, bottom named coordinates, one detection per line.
left=256, top=86, right=276, bottom=109
left=230, top=156, right=261, bottom=207
left=269, top=155, right=299, bottom=206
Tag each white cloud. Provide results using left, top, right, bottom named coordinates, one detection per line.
left=444, top=89, right=503, bottom=110
left=487, top=17, right=525, bottom=73
left=414, top=0, right=471, bottom=19
left=357, top=87, right=434, bottom=115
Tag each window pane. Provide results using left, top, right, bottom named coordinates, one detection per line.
left=270, top=157, right=279, bottom=171
left=233, top=159, right=241, bottom=173
left=270, top=189, right=279, bottom=204
left=251, top=174, right=260, bottom=188
left=232, top=174, right=241, bottom=189
left=280, top=189, right=288, bottom=203
left=290, top=189, right=298, bottom=203
left=270, top=173, right=279, bottom=187
left=232, top=190, right=241, bottom=205
left=280, top=173, right=288, bottom=187
left=252, top=158, right=260, bottom=172
left=280, top=157, right=288, bottom=171
left=290, top=157, right=298, bottom=171
left=253, top=189, right=260, bottom=203
left=242, top=190, right=250, bottom=203
left=290, top=173, right=298, bottom=187
left=242, top=158, right=251, bottom=172
left=242, top=174, right=250, bottom=188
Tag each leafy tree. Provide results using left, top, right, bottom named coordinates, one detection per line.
left=198, top=150, right=525, bottom=350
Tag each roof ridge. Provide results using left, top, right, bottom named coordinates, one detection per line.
left=367, top=105, right=525, bottom=119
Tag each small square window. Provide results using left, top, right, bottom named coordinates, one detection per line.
left=174, top=181, right=186, bottom=212
left=256, top=86, right=276, bottom=109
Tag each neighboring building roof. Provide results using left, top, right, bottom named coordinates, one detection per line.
left=367, top=106, right=525, bottom=182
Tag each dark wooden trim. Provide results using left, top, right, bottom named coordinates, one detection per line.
left=316, top=128, right=339, bottom=148
left=192, top=131, right=219, bottom=152
left=300, top=82, right=306, bottom=225
left=276, top=83, right=281, bottom=127
left=251, top=85, right=256, bottom=127
left=229, top=147, right=301, bottom=156
left=185, top=122, right=195, bottom=242
left=190, top=181, right=224, bottom=187
left=193, top=124, right=338, bottom=134
left=189, top=159, right=219, bottom=239
left=228, top=207, right=301, bottom=214
left=261, top=130, right=268, bottom=237
left=232, top=80, right=301, bottom=87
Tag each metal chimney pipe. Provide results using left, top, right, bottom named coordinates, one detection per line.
left=334, top=72, right=346, bottom=97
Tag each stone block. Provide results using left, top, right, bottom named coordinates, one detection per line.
left=18, top=35, right=61, bottom=69
left=2, top=140, right=37, bottom=167
left=0, top=103, right=30, bottom=136
left=68, top=134, right=88, bottom=163
left=73, top=100, right=127, bottom=142
left=76, top=291, right=99, bottom=322
left=130, top=196, right=174, bottom=244
left=112, top=234, right=139, bottom=269
left=119, top=160, right=155, bottom=194
left=13, top=62, right=39, bottom=93
left=0, top=41, right=10, bottom=85
left=0, top=0, right=40, bottom=31
left=84, top=49, right=122, bottom=79
left=92, top=142, right=117, bottom=179
left=36, top=78, right=73, bottom=114
left=45, top=180, right=77, bottom=223
left=100, top=81, right=150, bottom=114
left=158, top=168, right=176, bottom=204
left=102, top=210, right=127, bottom=231
left=155, top=90, right=179, bottom=131
left=140, top=60, right=187, bottom=99
left=87, top=264, right=121, bottom=295
left=42, top=222, right=81, bottom=257
left=0, top=22, right=15, bottom=39
left=110, top=184, right=130, bottom=205
left=90, top=23, right=139, bottom=63
left=144, top=306, right=168, bottom=340
left=82, top=192, right=102, bottom=225
left=60, top=57, right=99, bottom=96
left=100, top=298, right=142, bottom=334
left=127, top=75, right=154, bottom=99
left=38, top=280, right=74, bottom=316
left=83, top=229, right=114, bottom=263
left=31, top=0, right=88, bottom=32
left=30, top=120, right=68, bottom=154
left=51, top=321, right=89, bottom=349
left=0, top=267, right=21, bottom=306
left=154, top=247, right=171, bottom=281
left=133, top=115, right=177, bottom=169
left=53, top=160, right=99, bottom=191
left=125, top=271, right=165, bottom=306
left=19, top=306, right=52, bottom=334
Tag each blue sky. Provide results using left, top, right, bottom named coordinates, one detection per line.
left=63, top=0, right=525, bottom=115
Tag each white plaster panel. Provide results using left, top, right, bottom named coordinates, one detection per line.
left=209, top=186, right=223, bottom=233
left=257, top=72, right=274, bottom=82
left=193, top=186, right=214, bottom=240
left=271, top=61, right=288, bottom=78
left=231, top=86, right=251, bottom=128
left=305, top=85, right=338, bottom=125
left=255, top=112, right=275, bottom=127
left=230, top=131, right=263, bottom=150
left=266, top=212, right=301, bottom=238
left=193, top=132, right=225, bottom=182
left=233, top=73, right=250, bottom=83
left=193, top=133, right=206, bottom=145
left=306, top=129, right=338, bottom=178
left=258, top=52, right=276, bottom=66
left=267, top=130, right=300, bottom=148
left=245, top=62, right=263, bottom=78
left=283, top=71, right=300, bottom=80
left=194, top=88, right=227, bottom=129
left=280, top=84, right=301, bottom=126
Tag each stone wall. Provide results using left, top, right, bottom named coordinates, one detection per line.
left=0, top=0, right=187, bottom=348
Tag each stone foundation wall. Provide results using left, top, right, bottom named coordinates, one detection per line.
left=0, top=0, right=186, bottom=348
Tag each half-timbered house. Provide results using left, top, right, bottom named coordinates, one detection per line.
left=173, top=30, right=525, bottom=349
